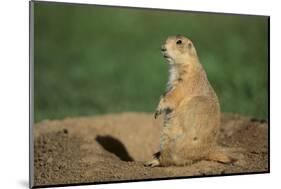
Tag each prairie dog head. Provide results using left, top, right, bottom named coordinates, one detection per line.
left=161, top=35, right=198, bottom=65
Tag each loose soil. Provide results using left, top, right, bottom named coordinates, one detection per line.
left=33, top=112, right=268, bottom=187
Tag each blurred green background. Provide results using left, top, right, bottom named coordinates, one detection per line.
left=34, top=2, right=268, bottom=122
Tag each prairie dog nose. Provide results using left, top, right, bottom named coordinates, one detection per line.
left=161, top=45, right=167, bottom=52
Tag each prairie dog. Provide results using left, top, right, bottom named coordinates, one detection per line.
left=145, top=35, right=235, bottom=167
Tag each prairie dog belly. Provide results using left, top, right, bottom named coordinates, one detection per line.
left=160, top=96, right=219, bottom=151
left=160, top=111, right=183, bottom=150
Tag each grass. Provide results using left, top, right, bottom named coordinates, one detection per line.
left=34, top=2, right=268, bottom=122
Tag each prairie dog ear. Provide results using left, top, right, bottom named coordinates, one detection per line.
left=187, top=41, right=197, bottom=56
left=187, top=42, right=193, bottom=49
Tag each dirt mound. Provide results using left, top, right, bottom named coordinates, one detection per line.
left=33, top=112, right=268, bottom=187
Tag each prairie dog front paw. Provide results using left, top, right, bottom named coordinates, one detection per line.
left=154, top=97, right=166, bottom=119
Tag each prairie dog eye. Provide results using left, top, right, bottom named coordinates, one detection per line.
left=176, top=40, right=182, bottom=45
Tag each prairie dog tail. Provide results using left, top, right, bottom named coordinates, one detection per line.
left=207, top=147, right=244, bottom=164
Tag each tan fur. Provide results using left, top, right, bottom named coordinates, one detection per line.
left=145, top=35, right=236, bottom=167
